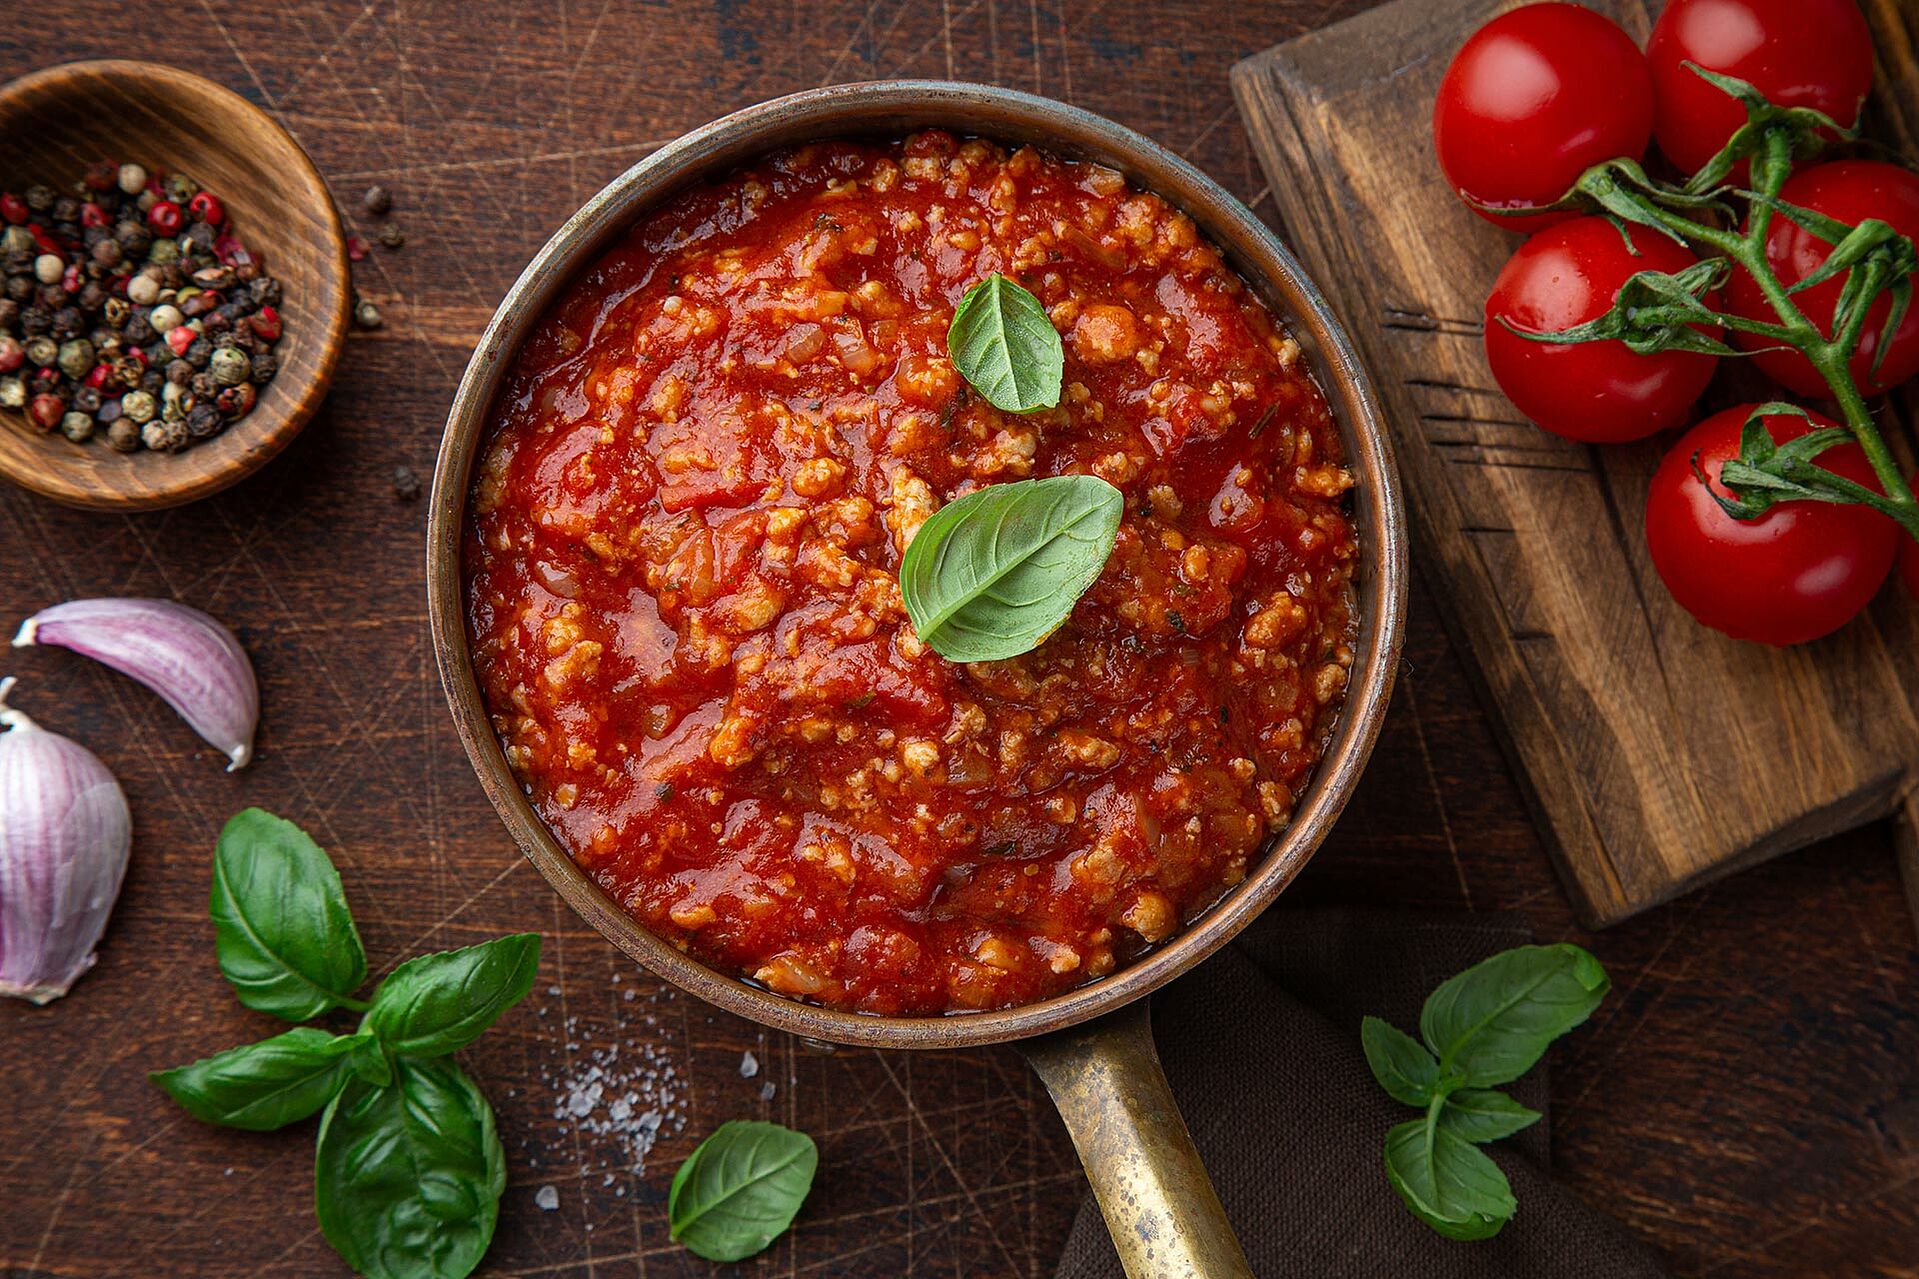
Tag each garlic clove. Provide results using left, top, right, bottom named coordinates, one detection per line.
left=14, top=598, right=259, bottom=771
left=0, top=677, right=133, bottom=1005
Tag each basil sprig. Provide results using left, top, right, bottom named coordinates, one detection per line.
left=948, top=273, right=1063, bottom=412
left=669, top=1120, right=819, bottom=1262
left=899, top=474, right=1123, bottom=662
left=1362, top=943, right=1609, bottom=1240
left=153, top=808, right=540, bottom=1279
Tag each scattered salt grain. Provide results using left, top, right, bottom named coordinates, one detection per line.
left=739, top=1051, right=759, bottom=1079
left=535, top=1185, right=559, bottom=1211
left=760, top=1081, right=777, bottom=1101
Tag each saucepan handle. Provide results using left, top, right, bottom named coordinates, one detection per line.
left=1018, top=1000, right=1253, bottom=1279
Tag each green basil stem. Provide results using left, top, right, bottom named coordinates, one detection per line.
left=1614, top=129, right=1919, bottom=537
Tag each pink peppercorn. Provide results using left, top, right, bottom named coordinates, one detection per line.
left=147, top=200, right=183, bottom=235
left=0, top=336, right=22, bottom=373
left=166, top=325, right=196, bottom=356
left=28, top=394, right=65, bottom=432
left=84, top=364, right=112, bottom=389
left=80, top=202, right=109, bottom=228
left=188, top=192, right=225, bottom=225
left=347, top=235, right=369, bottom=262
left=249, top=306, right=282, bottom=342
left=0, top=192, right=27, bottom=224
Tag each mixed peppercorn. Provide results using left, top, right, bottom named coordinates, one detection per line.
left=0, top=162, right=285, bottom=454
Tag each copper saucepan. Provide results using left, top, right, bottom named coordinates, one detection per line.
left=428, top=81, right=1407, bottom=1278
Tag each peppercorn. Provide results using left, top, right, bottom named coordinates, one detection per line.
left=50, top=308, right=83, bottom=340
left=127, top=272, right=160, bottom=306
left=24, top=336, right=56, bottom=367
left=81, top=223, right=111, bottom=250
left=56, top=339, right=93, bottom=380
left=183, top=222, right=216, bottom=254
left=90, top=238, right=122, bottom=270
left=208, top=345, right=249, bottom=386
left=121, top=389, right=157, bottom=423
left=363, top=184, right=393, bottom=215
left=164, top=358, right=192, bottom=385
left=250, top=351, right=277, bottom=383
left=6, top=278, right=34, bottom=305
left=50, top=196, right=80, bottom=224
left=122, top=313, right=154, bottom=346
left=182, top=291, right=221, bottom=319
left=95, top=396, right=121, bottom=424
left=249, top=276, right=281, bottom=306
left=75, top=281, right=107, bottom=313
left=379, top=222, right=405, bottom=249
left=18, top=303, right=49, bottom=332
left=33, top=254, right=63, bottom=285
left=0, top=376, right=24, bottom=408
left=2, top=225, right=35, bottom=256
left=185, top=402, right=224, bottom=439
left=116, top=163, right=147, bottom=196
left=148, top=303, right=184, bottom=333
left=143, top=417, right=191, bottom=452
left=36, top=282, right=66, bottom=310
left=106, top=417, right=140, bottom=452
left=147, top=238, right=179, bottom=267
left=60, top=411, right=93, bottom=442
left=139, top=368, right=164, bottom=395
left=25, top=184, right=55, bottom=214
left=71, top=385, right=101, bottom=414
left=0, top=336, right=19, bottom=373
left=114, top=220, right=151, bottom=256
left=28, top=393, right=65, bottom=431
left=215, top=381, right=255, bottom=418
left=187, top=192, right=224, bottom=225
left=393, top=465, right=423, bottom=502
left=354, top=298, right=384, bottom=329
left=163, top=173, right=198, bottom=204
left=0, top=299, right=16, bottom=330
left=189, top=371, right=216, bottom=400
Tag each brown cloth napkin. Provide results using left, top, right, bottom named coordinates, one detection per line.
left=1054, top=909, right=1670, bottom=1279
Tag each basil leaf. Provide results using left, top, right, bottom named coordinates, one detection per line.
left=1440, top=1089, right=1542, bottom=1144
left=315, top=1056, right=504, bottom=1279
left=362, top=934, right=542, bottom=1057
left=947, top=273, right=1063, bottom=412
left=151, top=1027, right=367, bottom=1131
left=210, top=808, right=367, bottom=1021
left=1361, top=1015, right=1441, bottom=1106
left=669, top=1120, right=818, bottom=1262
left=1418, top=943, right=1609, bottom=1087
left=1383, top=1114, right=1516, bottom=1241
left=899, top=475, right=1124, bottom=662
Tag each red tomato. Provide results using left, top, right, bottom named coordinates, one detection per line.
left=1648, top=0, right=1873, bottom=181
left=1723, top=161, right=1919, bottom=398
left=1646, top=404, right=1899, bottom=644
left=1484, top=217, right=1720, bottom=442
left=1433, top=3, right=1654, bottom=227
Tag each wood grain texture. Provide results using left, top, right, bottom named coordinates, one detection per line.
left=0, top=3, right=1914, bottom=1278
left=1233, top=0, right=1919, bottom=927
left=0, top=60, right=350, bottom=511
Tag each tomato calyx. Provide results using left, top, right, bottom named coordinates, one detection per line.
left=1500, top=255, right=1735, bottom=359
left=1704, top=402, right=1905, bottom=526
left=1678, top=62, right=1861, bottom=195
left=1463, top=157, right=1730, bottom=234
left=1752, top=198, right=1917, bottom=380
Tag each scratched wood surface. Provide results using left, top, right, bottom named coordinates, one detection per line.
left=1234, top=0, right=1919, bottom=929
left=0, top=3, right=1915, bottom=1278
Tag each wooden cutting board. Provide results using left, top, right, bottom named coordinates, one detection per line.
left=1233, top=0, right=1919, bottom=927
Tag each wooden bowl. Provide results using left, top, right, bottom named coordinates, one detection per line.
left=0, top=60, right=349, bottom=511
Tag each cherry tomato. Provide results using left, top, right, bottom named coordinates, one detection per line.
left=1646, top=404, right=1898, bottom=644
left=1434, top=3, right=1653, bottom=227
left=1647, top=0, right=1872, bottom=182
left=1723, top=161, right=1919, bottom=398
left=1484, top=217, right=1720, bottom=442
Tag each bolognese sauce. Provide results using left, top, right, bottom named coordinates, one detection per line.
left=465, top=131, right=1357, bottom=1015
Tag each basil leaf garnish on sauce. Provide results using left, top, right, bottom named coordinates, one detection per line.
left=899, top=474, right=1124, bottom=662
left=315, top=1056, right=505, bottom=1279
left=361, top=933, right=543, bottom=1058
left=210, top=807, right=368, bottom=1021
left=150, top=1027, right=371, bottom=1132
left=669, top=1120, right=819, bottom=1262
left=948, top=273, right=1064, bottom=412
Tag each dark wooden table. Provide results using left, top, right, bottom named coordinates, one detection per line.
left=3, top=4, right=1915, bottom=1276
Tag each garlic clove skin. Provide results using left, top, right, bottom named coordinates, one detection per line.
left=0, top=678, right=133, bottom=1005
left=14, top=598, right=259, bottom=771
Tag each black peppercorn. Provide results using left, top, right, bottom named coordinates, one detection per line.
left=183, top=222, right=217, bottom=253
left=186, top=402, right=224, bottom=438
left=393, top=466, right=423, bottom=501
left=379, top=222, right=406, bottom=249
left=165, top=358, right=193, bottom=385
left=6, top=277, right=34, bottom=305
left=189, top=371, right=217, bottom=400
left=75, top=281, right=107, bottom=313
left=72, top=384, right=101, bottom=414
left=114, top=221, right=151, bottom=255
left=82, top=224, right=111, bottom=251
left=24, top=184, right=55, bottom=214
left=250, top=351, right=277, bottom=382
left=106, top=417, right=140, bottom=452
left=36, top=283, right=66, bottom=310
left=363, top=184, right=392, bottom=215
left=51, top=308, right=84, bottom=340
left=96, top=397, right=123, bottom=425
left=249, top=276, right=281, bottom=306
left=0, top=299, right=17, bottom=330
left=50, top=196, right=80, bottom=223
left=123, top=313, right=153, bottom=345
left=143, top=340, right=170, bottom=367
left=19, top=303, right=50, bottom=333
left=90, top=238, right=122, bottom=270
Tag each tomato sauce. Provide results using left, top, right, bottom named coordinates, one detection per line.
left=465, top=132, right=1358, bottom=1015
